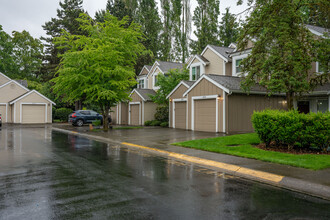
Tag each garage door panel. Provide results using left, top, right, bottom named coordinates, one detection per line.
left=174, top=101, right=186, bottom=129
left=0, top=105, right=6, bottom=123
left=22, top=105, right=46, bottom=124
left=130, top=104, right=140, bottom=125
left=194, top=99, right=216, bottom=132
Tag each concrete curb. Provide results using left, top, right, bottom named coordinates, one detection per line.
left=52, top=127, right=330, bottom=201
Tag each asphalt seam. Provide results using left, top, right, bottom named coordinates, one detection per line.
left=52, top=127, right=330, bottom=201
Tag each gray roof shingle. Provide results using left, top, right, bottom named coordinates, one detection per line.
left=196, top=55, right=209, bottom=64
left=208, top=45, right=235, bottom=61
left=182, top=80, right=195, bottom=87
left=157, top=61, right=183, bottom=73
left=15, top=80, right=28, bottom=88
left=306, top=24, right=329, bottom=35
left=135, top=89, right=156, bottom=101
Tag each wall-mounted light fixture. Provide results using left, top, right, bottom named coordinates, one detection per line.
left=217, top=94, right=223, bottom=101
left=169, top=98, right=172, bottom=102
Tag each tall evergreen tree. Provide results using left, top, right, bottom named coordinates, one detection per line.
left=218, top=7, right=240, bottom=47
left=41, top=0, right=86, bottom=81
left=172, top=0, right=191, bottom=63
left=95, top=0, right=138, bottom=22
left=191, top=0, right=220, bottom=54
left=160, top=0, right=172, bottom=61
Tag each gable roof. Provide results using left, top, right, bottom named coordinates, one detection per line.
left=187, top=54, right=210, bottom=67
left=138, top=65, right=152, bottom=76
left=0, top=80, right=30, bottom=92
left=0, top=72, right=12, bottom=83
left=202, top=45, right=235, bottom=62
left=166, top=80, right=195, bottom=99
left=9, top=90, right=56, bottom=105
left=183, top=74, right=275, bottom=97
left=15, top=80, right=28, bottom=88
left=157, top=61, right=183, bottom=73
left=130, top=88, right=156, bottom=102
left=306, top=24, right=329, bottom=36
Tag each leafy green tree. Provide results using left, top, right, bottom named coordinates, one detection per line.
left=11, top=30, right=44, bottom=80
left=160, top=0, right=172, bottom=60
left=218, top=7, right=240, bottom=47
left=237, top=0, right=329, bottom=109
left=42, top=0, right=86, bottom=82
left=52, top=13, right=145, bottom=130
left=172, top=0, right=191, bottom=63
left=191, top=0, right=220, bottom=54
left=0, top=25, right=17, bottom=77
left=151, top=68, right=189, bottom=105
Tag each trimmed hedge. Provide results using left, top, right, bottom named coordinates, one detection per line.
left=160, top=122, right=169, bottom=127
left=252, top=110, right=330, bottom=151
left=144, top=120, right=162, bottom=126
left=54, top=108, right=73, bottom=122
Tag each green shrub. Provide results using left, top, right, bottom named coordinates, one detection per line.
left=154, top=105, right=169, bottom=122
left=145, top=120, right=152, bottom=126
left=160, top=122, right=169, bottom=127
left=54, top=108, right=74, bottom=122
left=252, top=110, right=330, bottom=151
left=150, top=120, right=162, bottom=126
left=92, top=119, right=102, bottom=126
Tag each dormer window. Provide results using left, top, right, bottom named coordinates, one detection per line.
left=235, top=59, right=243, bottom=74
left=138, top=79, right=145, bottom=88
left=316, top=61, right=328, bottom=73
left=191, top=66, right=201, bottom=81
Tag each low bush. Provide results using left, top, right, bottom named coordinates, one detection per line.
left=150, top=120, right=162, bottom=126
left=252, top=110, right=330, bottom=151
left=160, top=122, right=169, bottom=127
left=54, top=108, right=73, bottom=122
left=92, top=119, right=102, bottom=126
left=145, top=120, right=152, bottom=126
left=154, top=105, right=169, bottom=123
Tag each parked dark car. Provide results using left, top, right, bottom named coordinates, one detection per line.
left=68, top=110, right=112, bottom=127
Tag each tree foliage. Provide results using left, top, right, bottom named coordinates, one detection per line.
left=218, top=8, right=240, bottom=47
left=52, top=13, right=145, bottom=130
left=237, top=0, right=329, bottom=109
left=191, top=0, right=220, bottom=54
left=151, top=68, right=189, bottom=105
left=0, top=25, right=16, bottom=77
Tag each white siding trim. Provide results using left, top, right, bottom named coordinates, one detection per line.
left=119, top=103, right=122, bottom=124
left=0, top=103, right=8, bottom=123
left=232, top=53, right=249, bottom=77
left=20, top=103, right=48, bottom=123
left=128, top=102, right=141, bottom=125
left=172, top=98, right=187, bottom=129
left=222, top=60, right=226, bottom=75
left=14, top=103, right=16, bottom=123
left=0, top=80, right=29, bottom=91
left=223, top=91, right=226, bottom=133
left=191, top=95, right=219, bottom=132
left=116, top=105, right=119, bottom=124
left=142, top=101, right=144, bottom=124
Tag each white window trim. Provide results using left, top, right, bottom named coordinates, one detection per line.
left=232, top=53, right=249, bottom=77
left=0, top=103, right=8, bottom=123
left=190, top=63, right=204, bottom=81
left=128, top=102, right=141, bottom=125
left=191, top=95, right=219, bottom=132
left=116, top=104, right=119, bottom=124
left=137, top=77, right=147, bottom=89
left=153, top=72, right=161, bottom=90
left=172, top=98, right=187, bottom=129
left=20, top=103, right=48, bottom=123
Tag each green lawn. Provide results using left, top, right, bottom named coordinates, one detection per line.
left=173, top=133, right=330, bottom=170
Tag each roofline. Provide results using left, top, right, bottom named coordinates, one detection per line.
left=230, top=90, right=285, bottom=96
left=146, top=61, right=160, bottom=78
left=138, top=66, right=150, bottom=76
left=10, top=90, right=56, bottom=105
left=186, top=55, right=209, bottom=68
left=129, top=89, right=147, bottom=102
left=0, top=80, right=29, bottom=92
left=166, top=81, right=190, bottom=99
left=183, top=75, right=230, bottom=97
left=0, top=72, right=12, bottom=82
left=201, top=45, right=229, bottom=62
left=230, top=48, right=252, bottom=57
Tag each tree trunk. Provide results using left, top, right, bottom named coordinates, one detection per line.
left=102, top=106, right=110, bottom=131
left=286, top=91, right=294, bottom=110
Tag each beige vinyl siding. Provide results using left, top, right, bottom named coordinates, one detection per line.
left=228, top=94, right=287, bottom=133
left=170, top=84, right=188, bottom=99
left=187, top=78, right=223, bottom=130
left=22, top=105, right=46, bottom=124
left=225, top=62, right=232, bottom=76
left=0, top=105, right=6, bottom=123
left=0, top=82, right=27, bottom=102
left=130, top=92, right=143, bottom=102
left=130, top=104, right=140, bottom=125
left=147, top=65, right=160, bottom=89
left=203, top=48, right=224, bottom=75
left=174, top=101, right=186, bottom=129
left=192, top=57, right=200, bottom=65
left=110, top=106, right=117, bottom=124
left=0, top=75, right=10, bottom=86
left=169, top=101, right=173, bottom=127
left=120, top=103, right=128, bottom=125
left=13, top=92, right=53, bottom=123
left=140, top=68, right=149, bottom=75
left=143, top=102, right=157, bottom=123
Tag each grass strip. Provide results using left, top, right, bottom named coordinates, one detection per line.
left=173, top=133, right=330, bottom=170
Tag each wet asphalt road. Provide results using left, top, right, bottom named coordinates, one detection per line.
left=0, top=127, right=329, bottom=220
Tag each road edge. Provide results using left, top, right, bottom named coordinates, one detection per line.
left=52, top=127, right=330, bottom=201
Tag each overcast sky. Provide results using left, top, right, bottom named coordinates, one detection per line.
left=0, top=0, right=248, bottom=39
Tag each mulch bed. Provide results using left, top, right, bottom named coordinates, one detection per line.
left=254, top=143, right=329, bottom=155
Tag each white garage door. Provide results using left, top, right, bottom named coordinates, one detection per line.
left=22, top=104, right=46, bottom=124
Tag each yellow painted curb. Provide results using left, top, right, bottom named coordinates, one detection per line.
left=122, top=142, right=284, bottom=183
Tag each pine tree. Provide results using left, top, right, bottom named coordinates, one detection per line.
left=42, top=0, right=86, bottom=81
left=218, top=7, right=240, bottom=47
left=191, top=0, right=220, bottom=54
left=160, top=0, right=172, bottom=61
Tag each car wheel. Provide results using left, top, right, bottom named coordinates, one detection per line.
left=76, top=119, right=84, bottom=127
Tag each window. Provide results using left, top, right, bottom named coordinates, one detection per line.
left=236, top=59, right=243, bottom=74
left=154, top=75, right=158, bottom=86
left=138, top=79, right=144, bottom=88
left=317, top=99, right=328, bottom=113
left=191, top=66, right=201, bottom=81
left=317, top=62, right=328, bottom=73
